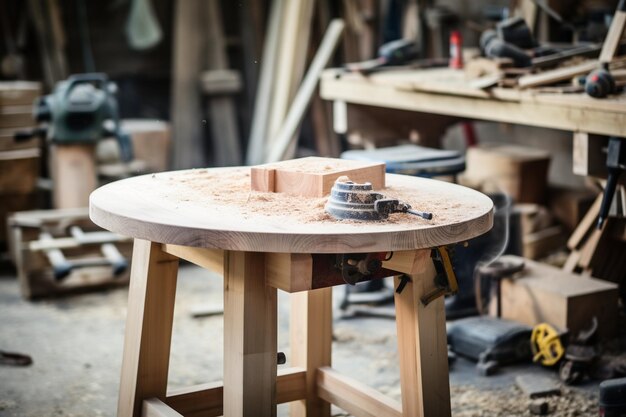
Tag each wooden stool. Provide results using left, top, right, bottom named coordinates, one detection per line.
left=89, top=167, right=493, bottom=417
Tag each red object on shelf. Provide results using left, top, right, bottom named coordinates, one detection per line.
left=449, top=30, right=463, bottom=69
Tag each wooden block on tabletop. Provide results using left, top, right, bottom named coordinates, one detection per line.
left=494, top=256, right=619, bottom=339
left=462, top=143, right=551, bottom=204
left=0, top=81, right=41, bottom=106
left=251, top=156, right=385, bottom=197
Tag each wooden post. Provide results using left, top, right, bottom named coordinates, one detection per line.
left=117, top=240, right=179, bottom=417
left=290, top=288, right=333, bottom=417
left=393, top=250, right=451, bottom=417
left=50, top=144, right=97, bottom=208
left=223, top=251, right=278, bottom=417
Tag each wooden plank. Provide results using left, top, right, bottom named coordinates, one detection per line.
left=572, top=132, right=608, bottom=177
left=246, top=0, right=285, bottom=165
left=290, top=288, right=333, bottom=417
left=251, top=157, right=385, bottom=197
left=393, top=250, right=451, bottom=417
left=161, top=244, right=224, bottom=274
left=0, top=127, right=39, bottom=151
left=567, top=194, right=603, bottom=250
left=0, top=105, right=35, bottom=129
left=171, top=0, right=206, bottom=168
left=599, top=12, right=626, bottom=63
left=50, top=144, right=97, bottom=209
left=143, top=398, right=183, bottom=417
left=164, top=368, right=306, bottom=417
left=0, top=81, right=42, bottom=106
left=223, top=251, right=277, bottom=417
left=118, top=240, right=179, bottom=417
left=265, top=20, right=345, bottom=163
left=266, top=0, right=316, bottom=154
left=204, top=0, right=241, bottom=166
left=517, top=61, right=598, bottom=89
left=266, top=253, right=313, bottom=292
left=317, top=367, right=402, bottom=417
left=382, top=250, right=421, bottom=275
left=0, top=148, right=40, bottom=194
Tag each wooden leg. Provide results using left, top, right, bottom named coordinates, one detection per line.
left=290, top=288, right=332, bottom=417
left=223, top=251, right=278, bottom=417
left=118, top=239, right=179, bottom=417
left=394, top=250, right=451, bottom=417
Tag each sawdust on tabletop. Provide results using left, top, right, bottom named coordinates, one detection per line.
left=159, top=168, right=480, bottom=225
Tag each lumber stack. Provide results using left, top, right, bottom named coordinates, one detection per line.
left=0, top=81, right=42, bottom=252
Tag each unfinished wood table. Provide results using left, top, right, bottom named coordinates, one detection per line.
left=89, top=166, right=493, bottom=417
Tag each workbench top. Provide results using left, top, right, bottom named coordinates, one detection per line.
left=90, top=167, right=493, bottom=253
left=321, top=68, right=626, bottom=137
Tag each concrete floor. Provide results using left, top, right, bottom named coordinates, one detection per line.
left=0, top=263, right=607, bottom=416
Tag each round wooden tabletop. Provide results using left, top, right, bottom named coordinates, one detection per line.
left=90, top=167, right=493, bottom=253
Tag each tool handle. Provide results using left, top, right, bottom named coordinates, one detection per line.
left=407, top=209, right=433, bottom=220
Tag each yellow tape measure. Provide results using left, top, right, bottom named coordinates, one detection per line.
left=530, top=323, right=564, bottom=366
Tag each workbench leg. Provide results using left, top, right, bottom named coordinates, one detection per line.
left=394, top=250, right=451, bottom=417
left=290, top=288, right=332, bottom=417
left=223, top=251, right=278, bottom=417
left=117, top=240, right=179, bottom=417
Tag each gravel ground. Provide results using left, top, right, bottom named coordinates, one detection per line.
left=0, top=263, right=620, bottom=416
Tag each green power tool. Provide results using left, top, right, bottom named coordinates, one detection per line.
left=33, top=73, right=133, bottom=161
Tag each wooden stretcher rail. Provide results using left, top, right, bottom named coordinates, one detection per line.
left=150, top=367, right=306, bottom=417
left=317, top=366, right=402, bottom=417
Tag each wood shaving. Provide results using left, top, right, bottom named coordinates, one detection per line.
left=155, top=168, right=485, bottom=226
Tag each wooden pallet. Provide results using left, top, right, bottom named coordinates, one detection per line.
left=8, top=208, right=132, bottom=299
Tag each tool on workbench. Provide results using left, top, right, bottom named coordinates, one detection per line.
left=344, top=39, right=420, bottom=74
left=24, top=73, right=133, bottom=160
left=585, top=0, right=626, bottom=98
left=480, top=28, right=532, bottom=67
left=324, top=178, right=433, bottom=221
left=597, top=137, right=626, bottom=229
left=420, top=246, right=459, bottom=305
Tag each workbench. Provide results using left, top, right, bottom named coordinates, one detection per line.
left=90, top=165, right=492, bottom=417
left=320, top=68, right=626, bottom=138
